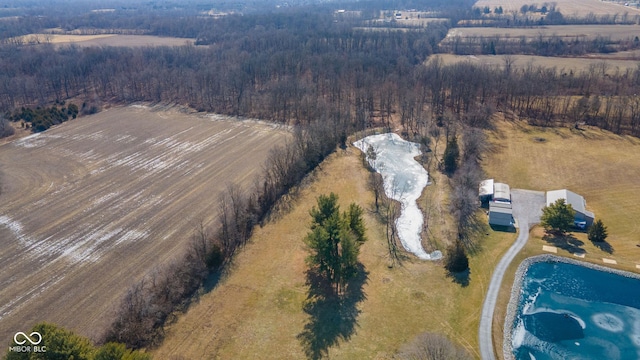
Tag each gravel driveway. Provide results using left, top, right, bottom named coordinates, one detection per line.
left=478, top=189, right=545, bottom=360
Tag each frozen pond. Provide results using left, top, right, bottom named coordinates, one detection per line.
left=509, top=258, right=640, bottom=360
left=354, top=133, right=442, bottom=260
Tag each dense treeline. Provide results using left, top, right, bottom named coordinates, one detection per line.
left=0, top=14, right=448, bottom=127
left=443, top=34, right=640, bottom=56
left=417, top=58, right=640, bottom=135
left=2, top=34, right=640, bottom=136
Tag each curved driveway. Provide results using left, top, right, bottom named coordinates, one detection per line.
left=478, top=190, right=545, bottom=360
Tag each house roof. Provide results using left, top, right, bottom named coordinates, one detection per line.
left=546, top=189, right=594, bottom=218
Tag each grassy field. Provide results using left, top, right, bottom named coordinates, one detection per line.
left=430, top=54, right=640, bottom=74
left=443, top=24, right=640, bottom=42
left=14, top=34, right=194, bottom=47
left=0, top=106, right=287, bottom=344
left=153, top=142, right=517, bottom=359
left=483, top=120, right=640, bottom=358
left=473, top=0, right=640, bottom=17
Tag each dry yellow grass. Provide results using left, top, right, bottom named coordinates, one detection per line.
left=431, top=53, right=640, bottom=74
left=473, top=0, right=640, bottom=17
left=483, top=119, right=640, bottom=247
left=484, top=120, right=640, bottom=358
left=154, top=144, right=517, bottom=360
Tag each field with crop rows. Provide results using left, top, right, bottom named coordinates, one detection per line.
left=0, top=106, right=288, bottom=342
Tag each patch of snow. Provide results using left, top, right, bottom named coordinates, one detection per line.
left=354, top=133, right=442, bottom=260
left=14, top=133, right=45, bottom=148
left=0, top=215, right=32, bottom=246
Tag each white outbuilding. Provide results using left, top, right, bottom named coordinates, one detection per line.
left=546, top=189, right=595, bottom=227
left=479, top=179, right=494, bottom=202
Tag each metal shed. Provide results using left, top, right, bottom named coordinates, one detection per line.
left=479, top=179, right=494, bottom=202
left=489, top=201, right=514, bottom=227
left=493, top=182, right=511, bottom=203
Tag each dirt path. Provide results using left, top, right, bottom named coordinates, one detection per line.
left=0, top=106, right=288, bottom=342
left=479, top=189, right=544, bottom=360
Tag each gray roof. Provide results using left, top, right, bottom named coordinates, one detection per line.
left=546, top=189, right=595, bottom=218
left=494, top=182, right=511, bottom=202
left=489, top=201, right=513, bottom=214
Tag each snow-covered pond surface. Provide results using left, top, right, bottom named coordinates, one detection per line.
left=354, top=133, right=442, bottom=260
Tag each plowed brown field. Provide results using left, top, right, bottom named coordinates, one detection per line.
left=0, top=106, right=288, bottom=343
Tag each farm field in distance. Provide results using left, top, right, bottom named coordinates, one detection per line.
left=0, top=106, right=288, bottom=343
left=431, top=54, right=640, bottom=73
left=13, top=34, right=195, bottom=47
left=473, top=0, right=640, bottom=17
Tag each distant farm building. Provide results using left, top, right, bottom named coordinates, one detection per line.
left=546, top=189, right=595, bottom=228
left=480, top=179, right=514, bottom=227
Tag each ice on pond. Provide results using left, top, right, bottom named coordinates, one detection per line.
left=512, top=261, right=640, bottom=360
left=354, top=133, right=442, bottom=260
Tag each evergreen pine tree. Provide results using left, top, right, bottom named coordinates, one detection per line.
left=305, top=193, right=366, bottom=295
left=541, top=199, right=575, bottom=234
left=588, top=219, right=608, bottom=242
left=443, top=135, right=460, bottom=174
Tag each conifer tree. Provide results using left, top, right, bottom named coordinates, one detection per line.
left=588, top=219, right=608, bottom=242
left=541, top=199, right=575, bottom=234
left=305, top=193, right=366, bottom=295
left=443, top=135, right=460, bottom=173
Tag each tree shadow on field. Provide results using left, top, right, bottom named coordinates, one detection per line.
left=447, top=268, right=470, bottom=287
left=591, top=239, right=614, bottom=254
left=297, top=264, right=368, bottom=360
left=542, top=232, right=585, bottom=255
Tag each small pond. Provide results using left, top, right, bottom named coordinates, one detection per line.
left=509, top=256, right=640, bottom=360
left=354, top=133, right=441, bottom=260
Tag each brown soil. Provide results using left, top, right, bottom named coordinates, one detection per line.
left=0, top=105, right=288, bottom=343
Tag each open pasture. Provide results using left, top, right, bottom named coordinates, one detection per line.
left=14, top=34, right=194, bottom=47
left=0, top=106, right=287, bottom=343
left=153, top=145, right=517, bottom=359
left=473, top=0, right=640, bottom=17
left=431, top=53, right=640, bottom=74
left=444, top=24, right=640, bottom=42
